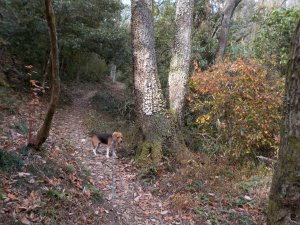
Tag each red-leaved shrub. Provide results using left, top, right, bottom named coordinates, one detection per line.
left=187, top=59, right=284, bottom=158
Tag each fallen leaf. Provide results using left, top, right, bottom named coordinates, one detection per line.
left=16, top=206, right=27, bottom=213
left=7, top=194, right=18, bottom=201
left=161, top=210, right=168, bottom=215
left=21, top=217, right=31, bottom=225
left=18, top=172, right=31, bottom=177
left=28, top=178, right=35, bottom=184
left=134, top=195, right=140, bottom=202
left=20, top=199, right=30, bottom=206
left=29, top=191, right=36, bottom=200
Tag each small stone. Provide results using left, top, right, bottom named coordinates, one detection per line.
left=244, top=195, right=252, bottom=201
left=29, top=178, right=35, bottom=184
left=206, top=220, right=212, bottom=225
left=18, top=172, right=31, bottom=177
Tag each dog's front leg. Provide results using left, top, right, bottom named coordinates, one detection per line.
left=106, top=147, right=110, bottom=158
left=96, top=143, right=103, bottom=154
left=112, top=148, right=116, bottom=158
left=93, top=148, right=97, bottom=156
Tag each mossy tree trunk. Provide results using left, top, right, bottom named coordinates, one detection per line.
left=28, top=0, right=60, bottom=149
left=215, top=0, right=242, bottom=63
left=267, top=19, right=300, bottom=225
left=168, top=0, right=194, bottom=124
left=131, top=0, right=190, bottom=166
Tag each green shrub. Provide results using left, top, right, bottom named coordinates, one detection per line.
left=90, top=91, right=135, bottom=119
left=82, top=53, right=108, bottom=82
left=252, top=9, right=300, bottom=73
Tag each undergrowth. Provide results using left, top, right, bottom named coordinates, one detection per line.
left=160, top=155, right=272, bottom=224
left=0, top=87, right=18, bottom=117
left=0, top=145, right=108, bottom=224
left=0, top=150, right=24, bottom=173
left=90, top=90, right=134, bottom=120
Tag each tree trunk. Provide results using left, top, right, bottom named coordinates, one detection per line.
left=131, top=0, right=190, bottom=166
left=215, top=0, right=242, bottom=63
left=110, top=63, right=117, bottom=83
left=42, top=52, right=51, bottom=89
left=168, top=0, right=194, bottom=124
left=267, top=19, right=300, bottom=225
left=28, top=0, right=60, bottom=149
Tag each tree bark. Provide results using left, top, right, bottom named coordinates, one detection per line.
left=131, top=0, right=191, bottom=166
left=110, top=63, right=117, bottom=83
left=168, top=0, right=194, bottom=124
left=267, top=19, right=300, bottom=225
left=28, top=0, right=60, bottom=149
left=215, top=0, right=242, bottom=63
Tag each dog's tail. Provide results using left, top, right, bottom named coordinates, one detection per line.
left=88, top=130, right=97, bottom=137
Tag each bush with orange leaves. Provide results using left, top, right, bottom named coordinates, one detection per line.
left=187, top=59, right=284, bottom=159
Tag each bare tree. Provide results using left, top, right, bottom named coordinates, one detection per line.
left=168, top=0, right=194, bottom=124
left=215, top=0, right=242, bottom=63
left=131, top=0, right=190, bottom=165
left=28, top=0, right=60, bottom=149
left=267, top=19, right=300, bottom=225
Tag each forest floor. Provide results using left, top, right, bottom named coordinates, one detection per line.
left=51, top=83, right=190, bottom=225
left=0, top=80, right=272, bottom=225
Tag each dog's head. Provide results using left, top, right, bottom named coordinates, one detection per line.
left=112, top=131, right=123, bottom=144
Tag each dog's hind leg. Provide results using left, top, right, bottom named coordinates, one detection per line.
left=93, top=143, right=101, bottom=156
left=106, top=146, right=110, bottom=158
left=92, top=136, right=100, bottom=156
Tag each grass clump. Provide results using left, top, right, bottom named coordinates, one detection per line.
left=46, top=189, right=68, bottom=201
left=66, top=164, right=74, bottom=174
left=14, top=120, right=28, bottom=135
left=0, top=150, right=24, bottom=173
left=90, top=187, right=104, bottom=204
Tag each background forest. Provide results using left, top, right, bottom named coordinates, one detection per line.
left=0, top=0, right=299, bottom=224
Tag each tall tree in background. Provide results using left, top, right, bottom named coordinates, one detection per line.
left=131, top=0, right=190, bottom=165
left=168, top=0, right=194, bottom=124
left=28, top=0, right=60, bottom=149
left=267, top=19, right=300, bottom=225
left=215, top=0, right=242, bottom=63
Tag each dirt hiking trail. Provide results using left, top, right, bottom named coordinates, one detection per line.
left=51, top=84, right=191, bottom=225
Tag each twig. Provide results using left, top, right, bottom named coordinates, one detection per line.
left=256, top=155, right=277, bottom=165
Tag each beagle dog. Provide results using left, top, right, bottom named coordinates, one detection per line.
left=91, top=132, right=123, bottom=158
